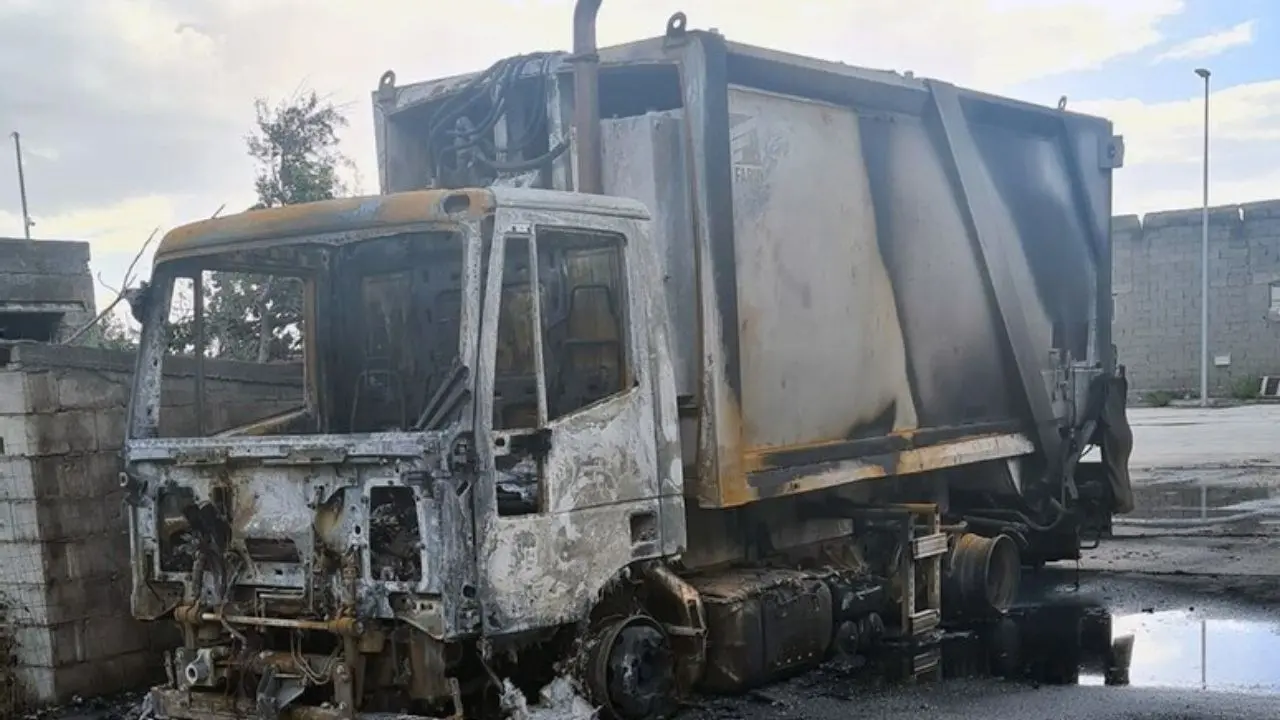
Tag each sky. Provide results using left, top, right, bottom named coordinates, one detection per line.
left=0, top=0, right=1277, bottom=316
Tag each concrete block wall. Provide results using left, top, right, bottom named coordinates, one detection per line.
left=0, top=342, right=303, bottom=706
left=1112, top=200, right=1280, bottom=397
left=0, top=239, right=96, bottom=342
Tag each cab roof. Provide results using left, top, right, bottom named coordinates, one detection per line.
left=154, top=189, right=494, bottom=263
left=153, top=186, right=651, bottom=264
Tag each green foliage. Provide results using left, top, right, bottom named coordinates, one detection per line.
left=97, top=308, right=139, bottom=351
left=201, top=274, right=305, bottom=362
left=246, top=91, right=351, bottom=207
left=1142, top=390, right=1174, bottom=407
left=173, top=90, right=349, bottom=361
left=1230, top=376, right=1259, bottom=401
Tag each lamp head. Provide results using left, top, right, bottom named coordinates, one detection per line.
left=1195, top=68, right=1211, bottom=79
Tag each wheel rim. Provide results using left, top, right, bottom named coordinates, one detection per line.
left=588, top=615, right=676, bottom=720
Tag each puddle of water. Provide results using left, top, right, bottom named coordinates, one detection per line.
left=871, top=601, right=1280, bottom=696
left=1129, top=483, right=1280, bottom=520
left=1080, top=611, right=1280, bottom=694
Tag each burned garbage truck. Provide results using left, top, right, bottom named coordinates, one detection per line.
left=123, top=4, right=1134, bottom=719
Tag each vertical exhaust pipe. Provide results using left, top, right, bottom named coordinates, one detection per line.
left=572, top=0, right=603, bottom=194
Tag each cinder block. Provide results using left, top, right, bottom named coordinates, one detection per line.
left=0, top=239, right=90, bottom=275
left=27, top=452, right=120, bottom=499
left=0, top=571, right=134, bottom=628
left=34, top=648, right=161, bottom=703
left=34, top=533, right=127, bottom=583
left=0, top=457, right=37, bottom=500
left=55, top=371, right=130, bottom=411
left=0, top=372, right=27, bottom=415
left=0, top=497, right=125, bottom=542
left=43, top=572, right=134, bottom=624
left=77, top=615, right=153, bottom=663
left=94, top=408, right=128, bottom=451
left=22, top=372, right=57, bottom=414
left=21, top=617, right=152, bottom=668
left=0, top=581, right=55, bottom=626
left=0, top=414, right=31, bottom=456
left=25, top=411, right=99, bottom=456
left=12, top=664, right=58, bottom=705
left=9, top=628, right=61, bottom=683
left=0, top=541, right=50, bottom=585
left=0, top=500, right=44, bottom=542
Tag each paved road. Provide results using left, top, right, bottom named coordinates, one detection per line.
left=1129, top=404, right=1280, bottom=471
left=1086, top=403, right=1280, bottom=578
left=684, top=681, right=1280, bottom=719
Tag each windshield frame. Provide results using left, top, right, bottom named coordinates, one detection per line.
left=125, top=217, right=486, bottom=442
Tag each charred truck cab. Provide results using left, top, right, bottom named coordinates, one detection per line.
left=124, top=4, right=1134, bottom=719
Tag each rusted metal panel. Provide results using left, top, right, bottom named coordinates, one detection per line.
left=601, top=113, right=697, bottom=400
left=373, top=29, right=1118, bottom=511
left=154, top=189, right=494, bottom=262
left=727, top=85, right=917, bottom=450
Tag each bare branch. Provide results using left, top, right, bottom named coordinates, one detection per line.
left=95, top=271, right=122, bottom=297
left=62, top=227, right=159, bottom=345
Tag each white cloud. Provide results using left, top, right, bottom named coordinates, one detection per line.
left=0, top=0, right=1234, bottom=291
left=1155, top=20, right=1256, bottom=62
left=175, top=0, right=1184, bottom=185
left=1073, top=81, right=1280, bottom=213
left=1, top=195, right=175, bottom=253
left=0, top=192, right=254, bottom=310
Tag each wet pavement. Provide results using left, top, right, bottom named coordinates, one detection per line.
left=679, top=569, right=1280, bottom=719
left=1086, top=611, right=1280, bottom=695
left=1083, top=404, right=1280, bottom=582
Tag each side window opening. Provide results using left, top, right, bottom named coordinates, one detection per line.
left=493, top=236, right=541, bottom=431
left=489, top=226, right=630, bottom=517
left=539, top=229, right=628, bottom=420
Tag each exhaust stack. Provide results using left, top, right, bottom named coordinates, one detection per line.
left=571, top=0, right=603, bottom=194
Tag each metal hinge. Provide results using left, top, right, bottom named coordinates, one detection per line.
left=1101, top=135, right=1125, bottom=169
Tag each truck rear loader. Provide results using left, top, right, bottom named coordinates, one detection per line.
left=122, top=4, right=1135, bottom=718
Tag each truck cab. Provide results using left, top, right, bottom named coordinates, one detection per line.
left=124, top=187, right=687, bottom=718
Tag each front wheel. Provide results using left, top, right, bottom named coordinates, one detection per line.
left=584, top=614, right=678, bottom=720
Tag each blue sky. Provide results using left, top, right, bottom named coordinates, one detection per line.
left=1011, top=0, right=1279, bottom=216
left=1024, top=0, right=1274, bottom=103
left=0, top=0, right=1277, bottom=316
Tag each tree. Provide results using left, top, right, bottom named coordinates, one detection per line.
left=97, top=308, right=140, bottom=351
left=193, top=91, right=352, bottom=362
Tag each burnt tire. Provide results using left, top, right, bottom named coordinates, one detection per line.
left=587, top=615, right=677, bottom=720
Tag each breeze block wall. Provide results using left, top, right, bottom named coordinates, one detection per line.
left=1112, top=199, right=1280, bottom=397
left=0, top=239, right=96, bottom=343
left=0, top=341, right=303, bottom=706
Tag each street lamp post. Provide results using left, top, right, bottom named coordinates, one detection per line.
left=10, top=131, right=31, bottom=240
left=1195, top=68, right=1211, bottom=407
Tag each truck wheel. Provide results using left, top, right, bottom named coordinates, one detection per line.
left=586, top=615, right=677, bottom=720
